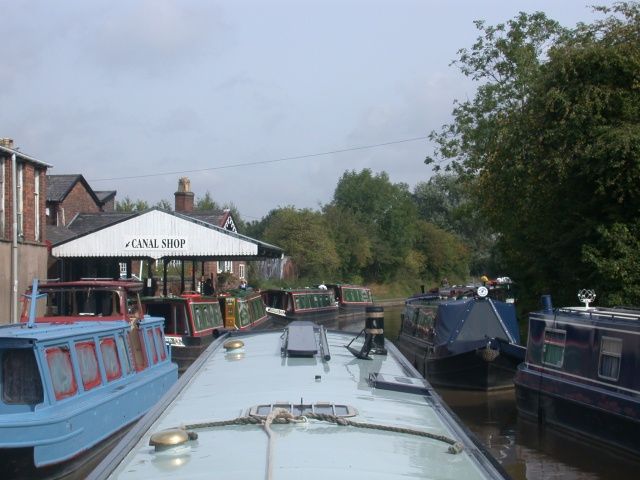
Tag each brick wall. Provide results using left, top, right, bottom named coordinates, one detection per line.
left=58, top=181, right=101, bottom=225
left=0, top=155, right=46, bottom=243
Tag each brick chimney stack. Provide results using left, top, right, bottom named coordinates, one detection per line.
left=0, top=138, right=15, bottom=149
left=174, top=177, right=194, bottom=212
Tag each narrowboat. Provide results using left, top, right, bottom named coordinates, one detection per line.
left=325, top=283, right=373, bottom=313
left=88, top=322, right=509, bottom=479
left=396, top=287, right=525, bottom=390
left=20, top=278, right=149, bottom=324
left=261, top=287, right=338, bottom=325
left=141, top=293, right=225, bottom=374
left=514, top=291, right=640, bottom=457
left=218, top=288, right=270, bottom=330
left=1, top=281, right=178, bottom=478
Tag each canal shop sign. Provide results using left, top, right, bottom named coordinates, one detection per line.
left=125, top=237, right=187, bottom=251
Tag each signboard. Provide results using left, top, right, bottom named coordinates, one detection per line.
left=124, top=237, right=187, bottom=251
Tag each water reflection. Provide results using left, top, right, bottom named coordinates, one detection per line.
left=381, top=304, right=640, bottom=480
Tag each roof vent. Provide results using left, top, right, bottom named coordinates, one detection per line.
left=368, top=372, right=432, bottom=396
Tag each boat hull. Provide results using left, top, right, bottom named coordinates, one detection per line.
left=514, top=364, right=640, bottom=456
left=396, top=336, right=524, bottom=390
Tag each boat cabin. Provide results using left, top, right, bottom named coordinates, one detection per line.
left=515, top=294, right=640, bottom=455
left=326, top=283, right=373, bottom=311
left=20, top=279, right=145, bottom=323
left=261, top=288, right=338, bottom=323
left=0, top=311, right=177, bottom=475
left=218, top=289, right=269, bottom=330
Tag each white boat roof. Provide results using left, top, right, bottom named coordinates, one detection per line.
left=92, top=327, right=505, bottom=479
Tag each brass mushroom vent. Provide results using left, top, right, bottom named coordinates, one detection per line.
left=223, top=340, right=244, bottom=351
left=149, top=428, right=198, bottom=452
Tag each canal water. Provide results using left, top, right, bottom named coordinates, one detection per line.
left=350, top=305, right=640, bottom=480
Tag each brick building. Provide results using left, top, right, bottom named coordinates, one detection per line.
left=0, top=138, right=51, bottom=324
left=46, top=174, right=115, bottom=226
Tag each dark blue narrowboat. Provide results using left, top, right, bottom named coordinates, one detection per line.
left=514, top=292, right=640, bottom=457
left=396, top=288, right=525, bottom=390
left=0, top=280, right=178, bottom=478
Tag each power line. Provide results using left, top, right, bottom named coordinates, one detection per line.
left=89, top=136, right=429, bottom=182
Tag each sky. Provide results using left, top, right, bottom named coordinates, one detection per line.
left=1, top=0, right=617, bottom=221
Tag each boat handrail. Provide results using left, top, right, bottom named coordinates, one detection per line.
left=556, top=307, right=640, bottom=322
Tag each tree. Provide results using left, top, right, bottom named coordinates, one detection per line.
left=428, top=3, right=640, bottom=307
left=331, top=169, right=418, bottom=282
left=414, top=173, right=496, bottom=275
left=194, top=191, right=221, bottom=211
left=412, top=220, right=470, bottom=284
left=115, top=197, right=149, bottom=212
left=261, top=207, right=340, bottom=280
left=154, top=199, right=173, bottom=210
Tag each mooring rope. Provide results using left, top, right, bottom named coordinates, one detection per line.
left=182, top=409, right=463, bottom=460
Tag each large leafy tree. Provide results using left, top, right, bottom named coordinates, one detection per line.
left=413, top=173, right=497, bottom=275
left=428, top=3, right=640, bottom=307
left=330, top=169, right=418, bottom=282
left=261, top=206, right=340, bottom=280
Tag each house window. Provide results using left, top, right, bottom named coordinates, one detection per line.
left=598, top=336, right=622, bottom=381
left=239, top=264, right=245, bottom=280
left=542, top=328, right=566, bottom=367
left=217, top=261, right=233, bottom=273
left=119, top=263, right=127, bottom=278
left=17, top=163, right=23, bottom=237
left=34, top=171, right=40, bottom=241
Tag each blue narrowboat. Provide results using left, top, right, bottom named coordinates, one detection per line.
left=396, top=287, right=525, bottom=390
left=0, top=281, right=178, bottom=478
left=514, top=292, right=640, bottom=457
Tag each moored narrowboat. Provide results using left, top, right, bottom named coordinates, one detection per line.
left=142, top=293, right=225, bottom=373
left=1, top=281, right=178, bottom=478
left=396, top=287, right=525, bottom=390
left=87, top=322, right=509, bottom=479
left=20, top=278, right=149, bottom=324
left=261, top=287, right=338, bottom=325
left=325, top=283, right=373, bottom=313
left=218, top=288, right=270, bottom=330
left=514, top=291, right=640, bottom=457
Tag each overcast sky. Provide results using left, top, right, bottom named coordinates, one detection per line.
left=1, top=0, right=614, bottom=221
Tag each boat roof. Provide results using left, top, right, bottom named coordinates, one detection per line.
left=0, top=320, right=133, bottom=344
left=265, top=287, right=333, bottom=294
left=90, top=326, right=506, bottom=479
left=536, top=305, right=640, bottom=330
left=30, top=279, right=144, bottom=291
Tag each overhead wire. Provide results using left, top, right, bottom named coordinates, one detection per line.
left=89, top=135, right=429, bottom=183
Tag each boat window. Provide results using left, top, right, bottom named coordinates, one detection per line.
left=2, top=349, right=44, bottom=405
left=147, top=329, right=158, bottom=364
left=248, top=402, right=357, bottom=418
left=209, top=303, right=223, bottom=327
left=238, top=301, right=250, bottom=327
left=416, top=309, right=436, bottom=339
left=45, top=346, right=78, bottom=400
left=127, top=329, right=148, bottom=371
left=100, top=337, right=123, bottom=381
left=154, top=327, right=167, bottom=361
left=542, top=328, right=566, bottom=368
left=75, top=341, right=101, bottom=390
left=116, top=334, right=133, bottom=374
left=598, top=336, right=622, bottom=381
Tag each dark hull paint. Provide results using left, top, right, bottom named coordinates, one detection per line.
left=514, top=364, right=640, bottom=457
left=396, top=335, right=525, bottom=390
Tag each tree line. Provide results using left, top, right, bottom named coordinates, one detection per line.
left=117, top=3, right=640, bottom=310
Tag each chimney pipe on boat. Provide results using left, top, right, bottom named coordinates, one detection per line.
left=347, top=305, right=387, bottom=359
left=541, top=295, right=553, bottom=313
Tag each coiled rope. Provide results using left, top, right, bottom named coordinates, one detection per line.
left=179, top=408, right=463, bottom=479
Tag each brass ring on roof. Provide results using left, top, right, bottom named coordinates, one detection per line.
left=224, top=340, right=244, bottom=350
